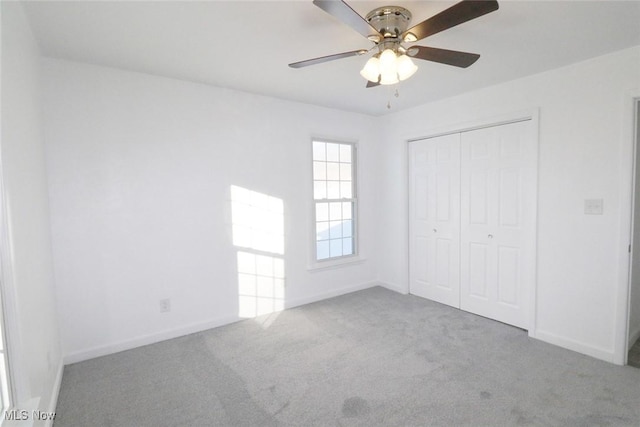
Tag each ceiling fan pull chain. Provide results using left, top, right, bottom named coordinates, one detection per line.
left=387, top=86, right=401, bottom=110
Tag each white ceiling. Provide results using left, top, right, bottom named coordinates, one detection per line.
left=22, top=0, right=640, bottom=116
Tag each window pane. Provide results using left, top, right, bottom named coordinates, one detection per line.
left=316, top=221, right=330, bottom=240
left=326, top=162, right=340, bottom=180
left=339, top=144, right=352, bottom=163
left=340, top=163, right=352, bottom=181
left=327, top=182, right=340, bottom=199
left=329, top=202, right=342, bottom=221
left=329, top=221, right=343, bottom=239
left=313, top=141, right=326, bottom=161
left=313, top=161, right=326, bottom=180
left=340, top=182, right=352, bottom=199
left=342, top=202, right=352, bottom=219
left=343, top=220, right=353, bottom=238
left=326, top=143, right=340, bottom=161
left=317, top=241, right=330, bottom=260
left=316, top=203, right=329, bottom=222
left=343, top=238, right=354, bottom=255
left=314, top=181, right=327, bottom=199
left=330, top=239, right=343, bottom=257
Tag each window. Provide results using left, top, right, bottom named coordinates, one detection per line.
left=312, top=140, right=357, bottom=261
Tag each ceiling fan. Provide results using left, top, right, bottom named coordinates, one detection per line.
left=289, top=0, right=499, bottom=87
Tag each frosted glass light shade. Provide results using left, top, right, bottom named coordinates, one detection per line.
left=378, top=49, right=398, bottom=85
left=380, top=71, right=399, bottom=85
left=396, top=55, right=418, bottom=81
left=360, top=57, right=380, bottom=82
left=378, top=49, right=397, bottom=76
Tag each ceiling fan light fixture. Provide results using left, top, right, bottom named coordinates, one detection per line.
left=359, top=48, right=419, bottom=85
left=403, top=32, right=418, bottom=43
left=360, top=56, right=380, bottom=82
left=379, top=71, right=399, bottom=86
left=378, top=49, right=397, bottom=74
left=396, top=54, right=418, bottom=81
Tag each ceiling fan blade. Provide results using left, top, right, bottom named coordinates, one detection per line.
left=289, top=49, right=367, bottom=68
left=366, top=80, right=380, bottom=88
left=408, top=46, right=480, bottom=68
left=313, top=0, right=382, bottom=41
left=402, top=0, right=499, bottom=42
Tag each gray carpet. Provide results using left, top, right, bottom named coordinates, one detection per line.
left=54, top=287, right=640, bottom=426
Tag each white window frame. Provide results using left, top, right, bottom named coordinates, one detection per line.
left=309, top=139, right=363, bottom=270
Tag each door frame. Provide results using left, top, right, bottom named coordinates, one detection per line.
left=406, top=109, right=540, bottom=337
left=619, top=94, right=640, bottom=365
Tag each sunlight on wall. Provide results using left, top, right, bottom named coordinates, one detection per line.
left=231, top=185, right=285, bottom=323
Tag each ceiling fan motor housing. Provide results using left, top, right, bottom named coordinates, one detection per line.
left=365, top=6, right=412, bottom=39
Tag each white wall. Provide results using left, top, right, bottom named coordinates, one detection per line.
left=378, top=46, right=640, bottom=363
left=629, top=102, right=640, bottom=348
left=1, top=0, right=62, bottom=417
left=37, top=32, right=640, bottom=367
left=42, top=59, right=383, bottom=363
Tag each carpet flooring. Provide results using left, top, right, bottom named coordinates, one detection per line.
left=54, top=287, right=640, bottom=426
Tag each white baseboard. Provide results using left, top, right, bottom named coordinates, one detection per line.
left=535, top=329, right=615, bottom=364
left=378, top=281, right=408, bottom=294
left=64, top=281, right=381, bottom=365
left=284, top=281, right=379, bottom=309
left=45, top=362, right=64, bottom=427
left=63, top=314, right=240, bottom=365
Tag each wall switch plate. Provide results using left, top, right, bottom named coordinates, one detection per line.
left=159, top=298, right=171, bottom=313
left=584, top=199, right=604, bottom=215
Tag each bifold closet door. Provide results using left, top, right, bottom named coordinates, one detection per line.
left=408, top=133, right=461, bottom=308
left=459, top=121, right=536, bottom=329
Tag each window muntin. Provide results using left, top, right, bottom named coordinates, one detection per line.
left=312, top=140, right=356, bottom=261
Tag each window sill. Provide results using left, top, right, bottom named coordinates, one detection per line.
left=307, top=255, right=366, bottom=272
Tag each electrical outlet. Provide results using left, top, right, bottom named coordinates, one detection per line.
left=584, top=199, right=604, bottom=215
left=159, top=298, right=171, bottom=313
